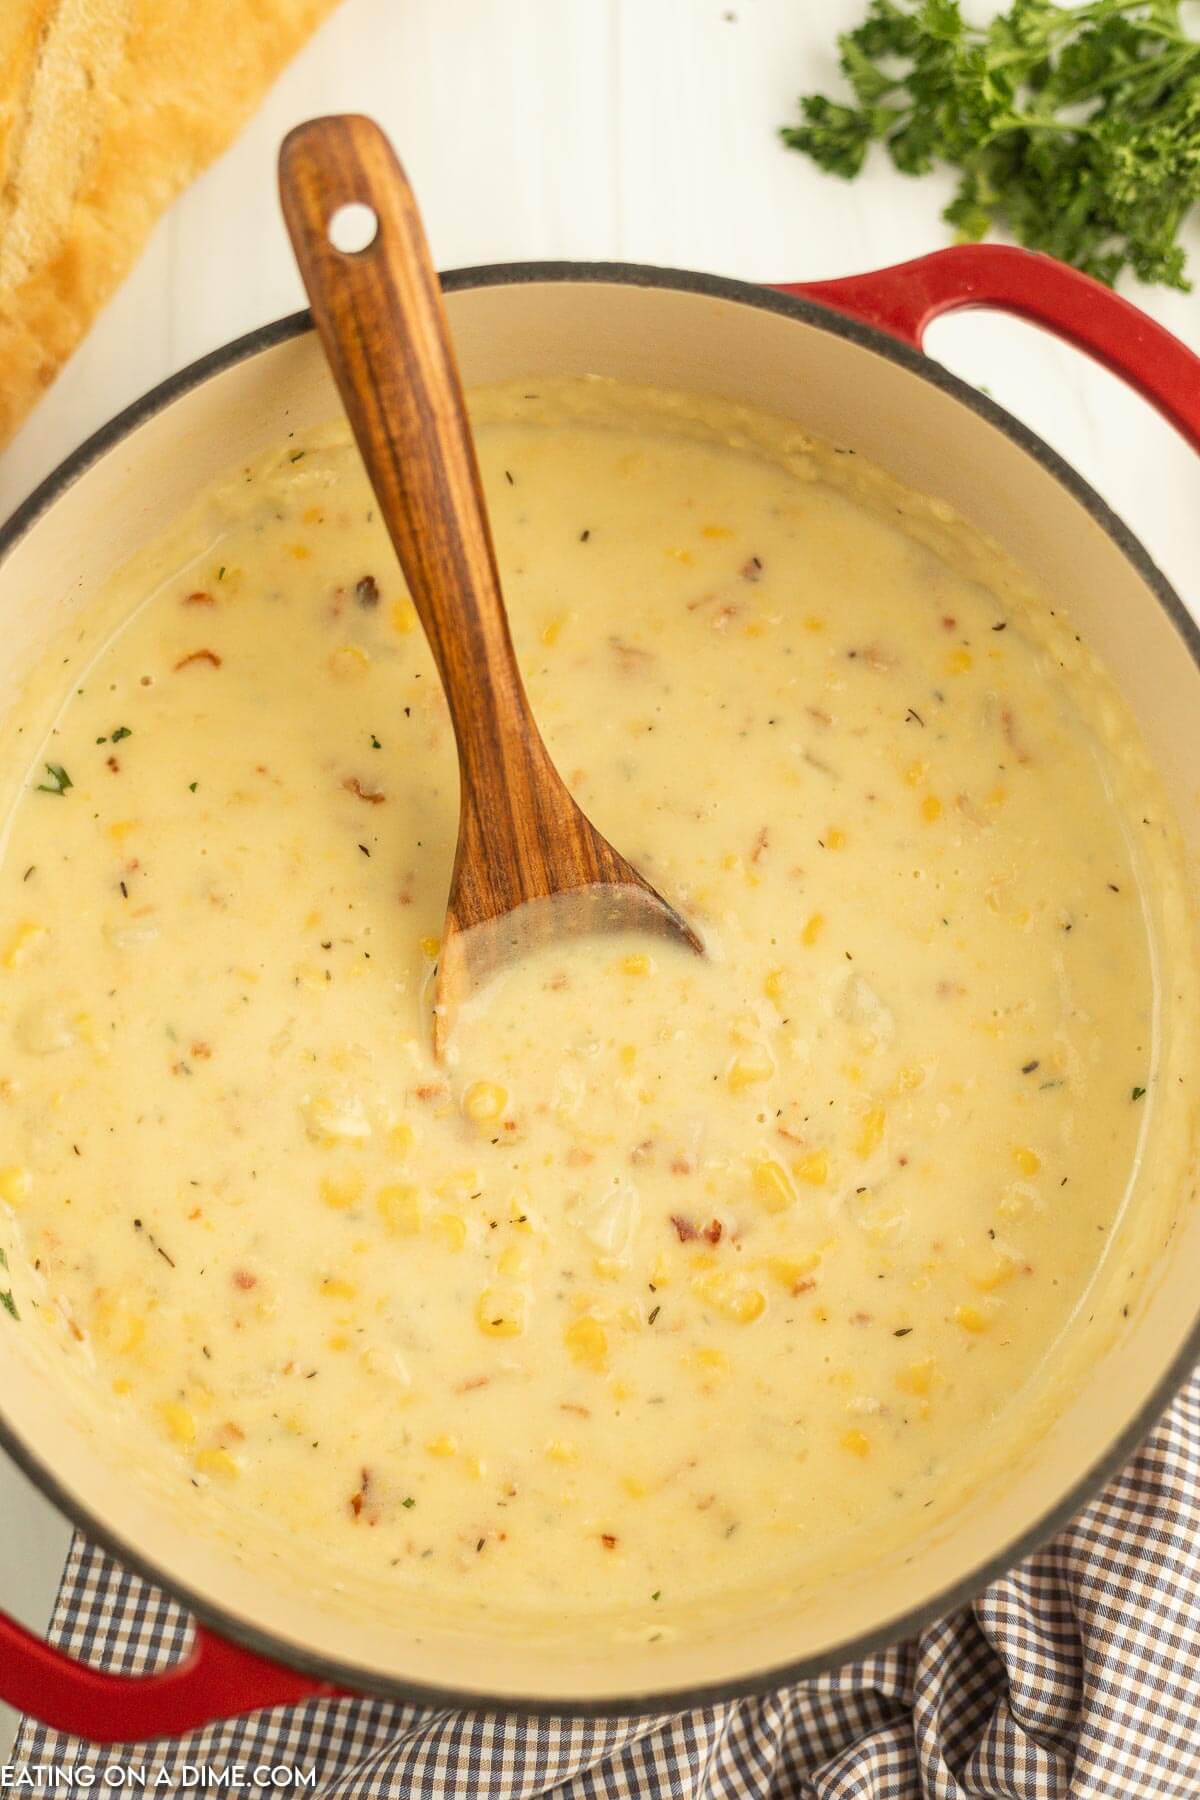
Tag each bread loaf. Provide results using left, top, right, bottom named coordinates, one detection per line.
left=0, top=0, right=342, bottom=447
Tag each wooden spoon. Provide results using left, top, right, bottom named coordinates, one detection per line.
left=279, top=115, right=702, bottom=1057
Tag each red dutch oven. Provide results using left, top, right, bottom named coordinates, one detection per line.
left=0, top=242, right=1198, bottom=1741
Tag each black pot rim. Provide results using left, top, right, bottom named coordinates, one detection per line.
left=1, top=258, right=1197, bottom=1728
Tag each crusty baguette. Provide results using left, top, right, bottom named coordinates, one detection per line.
left=0, top=0, right=342, bottom=448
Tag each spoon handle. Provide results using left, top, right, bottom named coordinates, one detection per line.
left=279, top=114, right=547, bottom=788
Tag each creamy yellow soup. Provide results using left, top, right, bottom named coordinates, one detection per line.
left=0, top=379, right=1194, bottom=1643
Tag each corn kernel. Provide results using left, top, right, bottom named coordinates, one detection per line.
left=565, top=1314, right=608, bottom=1370
left=693, top=1347, right=730, bottom=1373
left=793, top=1148, right=828, bottom=1187
left=894, top=1065, right=924, bottom=1095
left=391, top=599, right=417, bottom=634
left=329, top=644, right=370, bottom=677
left=161, top=1402, right=196, bottom=1446
left=801, top=912, right=825, bottom=947
left=955, top=1303, right=989, bottom=1334
left=665, top=547, right=695, bottom=566
left=728, top=1050, right=773, bottom=1092
left=622, top=1474, right=648, bottom=1497
left=620, top=953, right=651, bottom=977
left=541, top=613, right=568, bottom=646
left=112, top=1378, right=131, bottom=1396
left=94, top=1296, right=145, bottom=1355
left=326, top=1333, right=350, bottom=1351
left=947, top=648, right=973, bottom=674
left=476, top=1289, right=527, bottom=1337
left=804, top=615, right=825, bottom=633
left=420, top=935, right=441, bottom=960
left=763, top=968, right=785, bottom=1002
left=193, top=1447, right=239, bottom=1480
left=463, top=1080, right=508, bottom=1125
left=903, top=760, right=927, bottom=789
left=426, top=1433, right=458, bottom=1458
left=825, top=828, right=846, bottom=850
left=752, top=1157, right=795, bottom=1214
left=694, top=1272, right=766, bottom=1325
left=998, top=1190, right=1027, bottom=1222
left=545, top=1438, right=577, bottom=1464
left=855, top=1108, right=886, bottom=1159
left=897, top=1359, right=937, bottom=1396
left=430, top=1212, right=467, bottom=1253
left=498, top=1245, right=525, bottom=1279
left=700, top=524, right=733, bottom=539
left=619, top=1044, right=637, bottom=1072
left=920, top=794, right=942, bottom=823
left=766, top=1253, right=820, bottom=1292
left=388, top=1121, right=415, bottom=1156
left=840, top=1428, right=870, bottom=1458
left=377, top=1184, right=421, bottom=1235
left=1013, top=1146, right=1041, bottom=1176
left=2, top=923, right=46, bottom=969
left=970, top=1254, right=1017, bottom=1293
left=0, top=1166, right=32, bottom=1208
left=107, top=820, right=139, bottom=844
left=320, top=1172, right=363, bottom=1212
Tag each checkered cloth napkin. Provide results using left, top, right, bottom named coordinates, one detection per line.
left=13, top=1366, right=1200, bottom=1797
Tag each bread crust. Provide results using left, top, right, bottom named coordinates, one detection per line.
left=0, top=0, right=341, bottom=447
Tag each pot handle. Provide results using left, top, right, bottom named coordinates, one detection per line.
left=775, top=243, right=1200, bottom=453
left=0, top=1606, right=340, bottom=1743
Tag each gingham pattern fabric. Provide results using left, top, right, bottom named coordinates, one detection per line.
left=13, top=1367, right=1200, bottom=1797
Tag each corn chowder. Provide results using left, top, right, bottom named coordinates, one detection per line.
left=0, top=378, right=1193, bottom=1642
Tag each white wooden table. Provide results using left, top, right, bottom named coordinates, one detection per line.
left=1, top=0, right=1197, bottom=1750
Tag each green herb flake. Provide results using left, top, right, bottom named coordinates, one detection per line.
left=289, top=451, right=306, bottom=463
left=1132, top=1085, right=1147, bottom=1101
left=35, top=763, right=72, bottom=796
left=780, top=0, right=1200, bottom=291
left=0, top=1247, right=7, bottom=1269
left=189, top=782, right=198, bottom=793
left=371, top=734, right=382, bottom=750
left=402, top=1495, right=416, bottom=1509
left=1, top=1289, right=18, bottom=1321
left=651, top=1589, right=661, bottom=1601
left=111, top=726, right=132, bottom=742
left=217, top=567, right=226, bottom=581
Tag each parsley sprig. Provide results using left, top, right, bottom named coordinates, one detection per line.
left=781, top=0, right=1200, bottom=289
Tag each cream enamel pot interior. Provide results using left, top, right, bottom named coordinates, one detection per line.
left=0, top=249, right=1198, bottom=1741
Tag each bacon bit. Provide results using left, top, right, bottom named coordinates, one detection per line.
left=776, top=1125, right=808, bottom=1146
left=190, top=1041, right=212, bottom=1061
left=750, top=826, right=770, bottom=865
left=600, top=1533, right=618, bottom=1550
left=686, top=592, right=715, bottom=612
left=547, top=972, right=569, bottom=991
left=415, top=1083, right=445, bottom=1102
left=560, top=1401, right=591, bottom=1417
left=941, top=615, right=957, bottom=631
left=670, top=1155, right=695, bottom=1176
left=343, top=776, right=386, bottom=805
left=566, top=1146, right=595, bottom=1168
left=171, top=1061, right=191, bottom=1078
left=222, top=1422, right=246, bottom=1443
left=850, top=1310, right=873, bottom=1325
left=696, top=1494, right=716, bottom=1511
left=609, top=636, right=654, bottom=671
left=106, top=756, right=120, bottom=773
left=936, top=980, right=966, bottom=999
left=711, top=604, right=740, bottom=632
left=1001, top=706, right=1031, bottom=764
left=631, top=1140, right=656, bottom=1166
left=855, top=643, right=896, bottom=671
left=356, top=575, right=380, bottom=609
left=806, top=706, right=832, bottom=727
left=66, top=1315, right=85, bottom=1342
left=184, top=591, right=215, bottom=606
left=174, top=649, right=222, bottom=672
left=349, top=1491, right=364, bottom=1518
left=792, top=1277, right=817, bottom=1296
left=457, top=1375, right=490, bottom=1393
left=740, top=556, right=764, bottom=582
left=670, top=1214, right=698, bottom=1243
left=702, top=1218, right=723, bottom=1244
left=955, top=792, right=989, bottom=827
left=232, top=1270, right=257, bottom=1290
left=187, top=1206, right=202, bottom=1220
